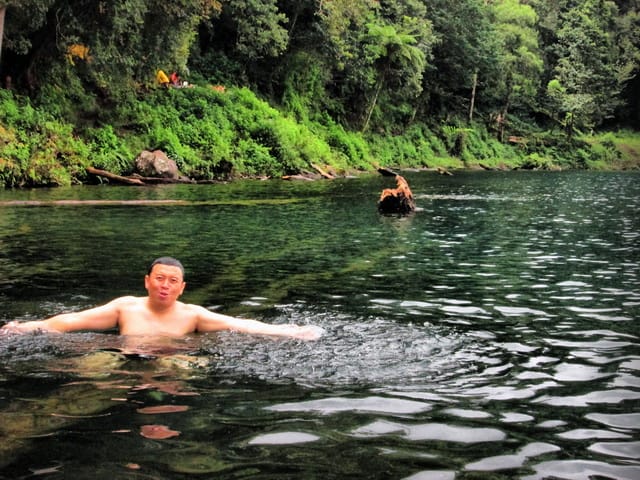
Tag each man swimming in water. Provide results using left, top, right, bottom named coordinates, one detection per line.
left=1, top=257, right=322, bottom=340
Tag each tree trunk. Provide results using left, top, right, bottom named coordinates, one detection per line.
left=362, top=74, right=385, bottom=132
left=499, top=78, right=514, bottom=142
left=289, top=1, right=303, bottom=36
left=0, top=7, right=6, bottom=74
left=469, top=71, right=478, bottom=122
left=499, top=89, right=512, bottom=143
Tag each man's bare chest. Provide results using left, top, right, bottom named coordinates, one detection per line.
left=118, top=308, right=195, bottom=336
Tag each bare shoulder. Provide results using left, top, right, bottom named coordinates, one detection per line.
left=179, top=302, right=211, bottom=316
left=110, top=295, right=142, bottom=305
left=107, top=296, right=144, bottom=309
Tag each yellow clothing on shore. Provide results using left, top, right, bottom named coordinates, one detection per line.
left=156, top=69, right=169, bottom=85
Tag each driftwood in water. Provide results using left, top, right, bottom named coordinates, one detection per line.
left=87, top=167, right=196, bottom=186
left=377, top=173, right=416, bottom=214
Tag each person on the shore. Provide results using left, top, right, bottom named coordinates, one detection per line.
left=1, top=257, right=322, bottom=340
left=169, top=71, right=181, bottom=87
left=156, top=69, right=170, bottom=88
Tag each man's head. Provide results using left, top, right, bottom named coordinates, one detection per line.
left=148, top=257, right=185, bottom=278
left=145, top=257, right=186, bottom=306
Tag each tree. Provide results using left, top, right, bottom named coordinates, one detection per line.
left=2, top=0, right=218, bottom=97
left=615, top=0, right=640, bottom=126
left=295, top=0, right=377, bottom=125
left=313, top=0, right=375, bottom=70
left=0, top=0, right=56, bottom=84
left=420, top=0, right=498, bottom=122
left=359, top=20, right=426, bottom=131
left=276, top=0, right=434, bottom=131
left=491, top=0, right=543, bottom=140
left=220, top=0, right=288, bottom=60
left=0, top=6, right=5, bottom=69
left=544, top=0, right=632, bottom=133
left=197, top=0, right=289, bottom=92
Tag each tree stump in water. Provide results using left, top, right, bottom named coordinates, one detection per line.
left=377, top=174, right=416, bottom=214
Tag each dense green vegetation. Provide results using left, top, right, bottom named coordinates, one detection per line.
left=0, top=0, right=638, bottom=187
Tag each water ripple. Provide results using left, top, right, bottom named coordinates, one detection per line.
left=352, top=420, right=507, bottom=443
left=522, top=460, right=640, bottom=480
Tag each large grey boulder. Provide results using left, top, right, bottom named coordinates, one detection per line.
left=135, top=150, right=179, bottom=179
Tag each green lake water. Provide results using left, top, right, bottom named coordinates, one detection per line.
left=1, top=170, right=639, bottom=479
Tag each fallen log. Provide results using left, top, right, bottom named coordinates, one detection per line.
left=129, top=174, right=195, bottom=184
left=282, top=173, right=316, bottom=181
left=311, top=163, right=335, bottom=179
left=86, top=167, right=145, bottom=186
left=377, top=167, right=398, bottom=177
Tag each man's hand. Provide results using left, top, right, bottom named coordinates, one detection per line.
left=289, top=325, right=324, bottom=341
left=0, top=320, right=46, bottom=335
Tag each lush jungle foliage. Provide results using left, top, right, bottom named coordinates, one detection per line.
left=0, top=0, right=638, bottom=187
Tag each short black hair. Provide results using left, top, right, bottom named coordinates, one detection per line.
left=148, top=257, right=185, bottom=277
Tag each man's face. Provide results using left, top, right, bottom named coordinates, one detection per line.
left=145, top=264, right=186, bottom=304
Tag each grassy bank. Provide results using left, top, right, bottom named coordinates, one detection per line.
left=0, top=87, right=638, bottom=188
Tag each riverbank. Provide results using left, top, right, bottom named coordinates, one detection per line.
left=1, top=87, right=638, bottom=189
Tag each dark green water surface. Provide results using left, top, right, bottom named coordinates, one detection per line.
left=1, top=171, right=638, bottom=479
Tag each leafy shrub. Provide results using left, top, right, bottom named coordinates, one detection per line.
left=0, top=91, right=91, bottom=186
left=321, top=122, right=368, bottom=169
left=441, top=124, right=473, bottom=159
left=518, top=153, right=557, bottom=170
left=86, top=125, right=133, bottom=174
left=587, top=141, right=620, bottom=168
left=147, top=125, right=198, bottom=171
left=235, top=139, right=280, bottom=176
left=0, top=125, right=26, bottom=186
left=34, top=64, right=101, bottom=124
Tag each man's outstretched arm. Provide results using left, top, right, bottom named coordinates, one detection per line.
left=193, top=306, right=323, bottom=340
left=1, top=298, right=127, bottom=334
